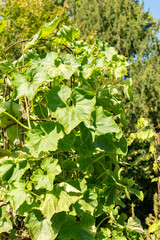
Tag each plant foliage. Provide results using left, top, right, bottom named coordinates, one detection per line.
left=0, top=16, right=144, bottom=239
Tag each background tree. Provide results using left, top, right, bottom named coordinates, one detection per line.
left=0, top=0, right=69, bottom=59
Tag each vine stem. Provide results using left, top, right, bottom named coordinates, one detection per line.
left=3, top=111, right=30, bottom=130
left=96, top=216, right=109, bottom=230
left=25, top=97, right=31, bottom=129
left=3, top=118, right=56, bottom=131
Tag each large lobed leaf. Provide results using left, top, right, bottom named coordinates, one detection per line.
left=13, top=65, right=51, bottom=99
left=31, top=158, right=61, bottom=191
left=47, top=86, right=96, bottom=134
left=25, top=122, right=64, bottom=157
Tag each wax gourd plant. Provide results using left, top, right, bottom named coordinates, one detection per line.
left=0, top=15, right=144, bottom=239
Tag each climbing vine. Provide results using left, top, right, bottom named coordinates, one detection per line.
left=0, top=15, right=144, bottom=239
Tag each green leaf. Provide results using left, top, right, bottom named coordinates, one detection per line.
left=0, top=205, right=13, bottom=234
left=10, top=159, right=30, bottom=182
left=114, top=136, right=128, bottom=155
left=122, top=78, right=133, bottom=101
left=59, top=182, right=81, bottom=194
left=98, top=95, right=123, bottom=115
left=0, top=149, right=11, bottom=158
left=40, top=193, right=58, bottom=220
left=94, top=134, right=115, bottom=155
left=58, top=130, right=75, bottom=152
left=34, top=52, right=58, bottom=66
left=13, top=65, right=51, bottom=99
left=6, top=125, right=21, bottom=142
left=0, top=105, right=5, bottom=115
left=74, top=123, right=93, bottom=157
left=114, top=62, right=128, bottom=79
left=0, top=101, right=21, bottom=129
left=24, top=32, right=42, bottom=51
left=59, top=213, right=96, bottom=240
left=137, top=129, right=155, bottom=141
left=25, top=122, right=64, bottom=157
left=40, top=183, right=82, bottom=219
left=57, top=25, right=80, bottom=43
left=2, top=100, right=21, bottom=117
left=0, top=59, right=13, bottom=73
left=25, top=210, right=60, bottom=240
left=91, top=107, right=120, bottom=136
left=46, top=85, right=71, bottom=111
left=137, top=118, right=149, bottom=129
left=57, top=190, right=81, bottom=212
left=0, top=159, right=15, bottom=181
left=47, top=86, right=96, bottom=134
left=31, top=158, right=61, bottom=191
left=48, top=54, right=80, bottom=79
left=129, top=188, right=144, bottom=201
left=105, top=46, right=117, bottom=60
left=148, top=221, right=160, bottom=233
left=25, top=15, right=60, bottom=50
left=126, top=216, right=144, bottom=234
left=0, top=158, right=29, bottom=182
left=40, top=15, right=60, bottom=38
left=112, top=230, right=127, bottom=240
left=7, top=181, right=33, bottom=210
left=18, top=200, right=40, bottom=217
left=0, top=21, right=7, bottom=33
left=77, top=189, right=98, bottom=215
left=97, top=228, right=111, bottom=240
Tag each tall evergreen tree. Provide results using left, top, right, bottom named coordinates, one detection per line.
left=68, top=0, right=160, bottom=126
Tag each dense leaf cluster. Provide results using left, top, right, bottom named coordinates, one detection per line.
left=0, top=16, right=144, bottom=239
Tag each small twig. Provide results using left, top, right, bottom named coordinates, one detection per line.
left=21, top=42, right=25, bottom=146
left=5, top=39, right=30, bottom=54
left=5, top=38, right=50, bottom=54
left=25, top=97, right=31, bottom=129
left=7, top=65, right=31, bottom=75
left=22, top=41, right=25, bottom=71
left=154, top=125, right=160, bottom=130
left=4, top=76, right=7, bottom=101
left=62, top=44, right=73, bottom=54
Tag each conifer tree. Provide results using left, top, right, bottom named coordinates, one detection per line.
left=68, top=0, right=160, bottom=126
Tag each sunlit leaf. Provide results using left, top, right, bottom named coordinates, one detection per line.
left=126, top=216, right=144, bottom=234
left=0, top=205, right=13, bottom=234
left=25, top=15, right=60, bottom=50
left=47, top=86, right=96, bottom=134
left=13, top=65, right=51, bottom=99
left=25, top=210, right=60, bottom=240
left=91, top=107, right=120, bottom=135
left=25, top=122, right=64, bottom=157
left=31, top=158, right=61, bottom=190
left=7, top=181, right=33, bottom=209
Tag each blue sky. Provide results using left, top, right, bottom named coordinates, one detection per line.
left=141, top=0, right=160, bottom=20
